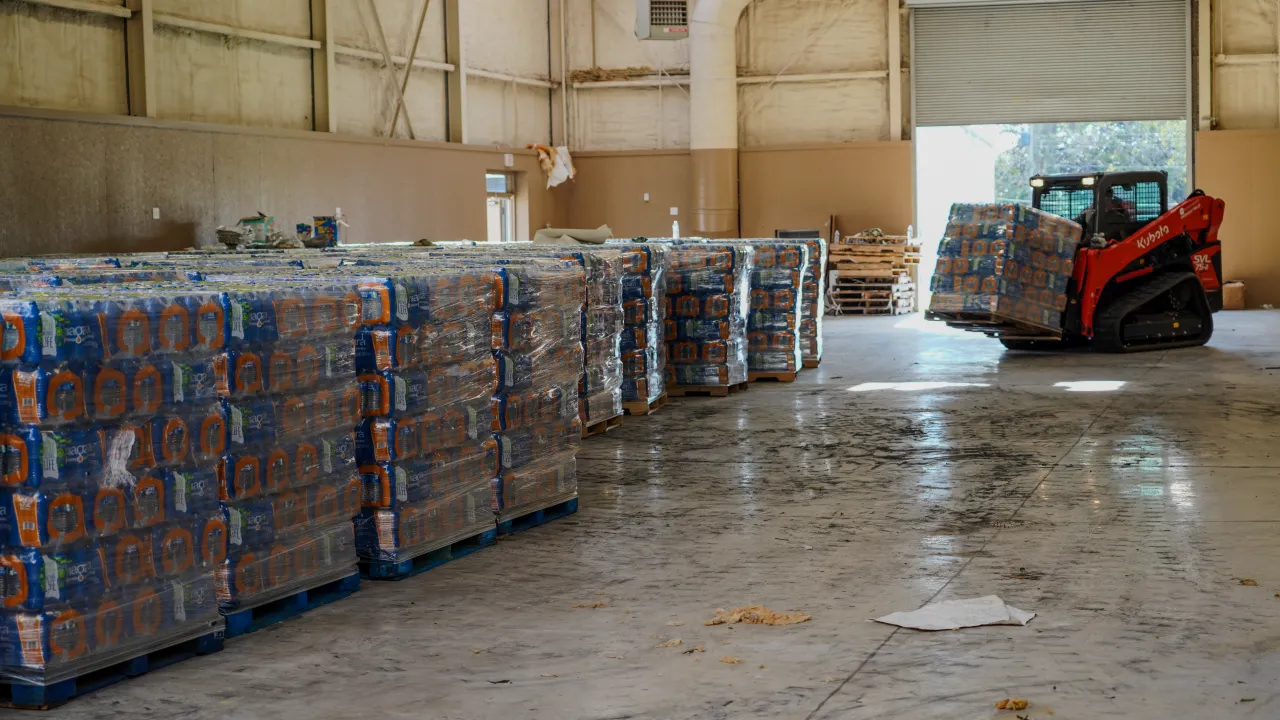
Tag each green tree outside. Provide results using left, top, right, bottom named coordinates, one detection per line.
left=994, top=121, right=1188, bottom=206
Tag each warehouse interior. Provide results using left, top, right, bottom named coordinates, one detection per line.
left=2, top=0, right=1280, bottom=717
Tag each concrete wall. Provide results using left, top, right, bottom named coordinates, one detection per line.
left=1196, top=129, right=1280, bottom=306
left=464, top=0, right=553, bottom=147
left=568, top=0, right=902, bottom=152
left=564, top=142, right=912, bottom=241
left=564, top=0, right=909, bottom=242
left=0, top=0, right=560, bottom=252
left=1213, top=0, right=1280, bottom=130
left=737, top=0, right=897, bottom=147
left=330, top=0, right=450, bottom=141
left=0, top=2, right=128, bottom=115
left=0, top=0, right=1275, bottom=296
left=0, top=0, right=555, bottom=143
left=1200, top=1, right=1280, bottom=304
left=0, top=109, right=563, bottom=256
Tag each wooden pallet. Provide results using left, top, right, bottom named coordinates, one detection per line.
left=835, top=294, right=914, bottom=304
left=361, top=527, right=498, bottom=581
left=0, top=624, right=224, bottom=710
left=833, top=290, right=914, bottom=301
left=223, top=572, right=360, bottom=638
left=833, top=268, right=913, bottom=280
left=839, top=306, right=913, bottom=316
left=830, top=239, right=921, bottom=276
left=924, top=310, right=1063, bottom=339
left=667, top=381, right=749, bottom=398
left=748, top=370, right=797, bottom=383
left=622, top=393, right=668, bottom=417
left=831, top=264, right=903, bottom=275
left=497, top=497, right=579, bottom=536
left=582, top=414, right=623, bottom=438
left=803, top=357, right=821, bottom=369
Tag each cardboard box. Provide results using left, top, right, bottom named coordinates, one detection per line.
left=1223, top=281, right=1245, bottom=310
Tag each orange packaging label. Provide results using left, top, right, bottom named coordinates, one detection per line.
left=17, top=615, right=46, bottom=665
left=379, top=510, right=397, bottom=550
left=212, top=354, right=229, bottom=396
left=373, top=332, right=392, bottom=371
left=215, top=571, right=232, bottom=602
left=14, top=372, right=39, bottom=424
left=13, top=494, right=41, bottom=547
left=372, top=423, right=391, bottom=462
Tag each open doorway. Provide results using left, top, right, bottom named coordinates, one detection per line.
left=486, top=172, right=516, bottom=243
left=915, top=120, right=1188, bottom=307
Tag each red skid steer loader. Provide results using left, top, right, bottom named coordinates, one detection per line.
left=929, top=171, right=1225, bottom=352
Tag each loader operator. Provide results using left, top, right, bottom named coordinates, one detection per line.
left=1074, top=186, right=1134, bottom=243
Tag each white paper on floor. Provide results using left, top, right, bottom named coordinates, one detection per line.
left=873, top=596, right=1035, bottom=631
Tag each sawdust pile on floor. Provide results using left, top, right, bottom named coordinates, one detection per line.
left=705, top=606, right=812, bottom=626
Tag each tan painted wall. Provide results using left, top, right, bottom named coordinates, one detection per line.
left=0, top=108, right=562, bottom=257
left=564, top=151, right=692, bottom=239
left=564, top=142, right=912, bottom=241
left=740, top=141, right=912, bottom=238
left=1196, top=129, right=1280, bottom=307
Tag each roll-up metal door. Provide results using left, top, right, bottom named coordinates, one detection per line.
left=910, top=0, right=1189, bottom=127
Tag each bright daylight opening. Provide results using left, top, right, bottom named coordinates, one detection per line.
left=915, top=120, right=1188, bottom=310
left=1055, top=381, right=1127, bottom=392
left=848, top=382, right=991, bottom=392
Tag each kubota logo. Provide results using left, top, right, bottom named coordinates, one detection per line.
left=1136, top=225, right=1171, bottom=250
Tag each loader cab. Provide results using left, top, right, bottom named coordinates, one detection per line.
left=1030, top=171, right=1168, bottom=244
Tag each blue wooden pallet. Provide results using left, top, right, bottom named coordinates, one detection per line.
left=0, top=627, right=224, bottom=710
left=497, top=497, right=579, bottom=536
left=361, top=527, right=498, bottom=581
left=223, top=572, right=360, bottom=638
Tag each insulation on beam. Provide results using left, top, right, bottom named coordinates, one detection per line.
left=0, top=2, right=129, bottom=114
left=332, top=55, right=448, bottom=140
left=152, top=0, right=312, bottom=38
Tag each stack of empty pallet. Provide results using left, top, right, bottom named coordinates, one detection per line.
left=828, top=233, right=920, bottom=316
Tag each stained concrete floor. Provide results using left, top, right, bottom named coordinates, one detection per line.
left=49, top=311, right=1280, bottom=720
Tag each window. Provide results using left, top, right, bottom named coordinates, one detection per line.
left=486, top=173, right=515, bottom=244
left=1108, top=182, right=1164, bottom=224
left=1038, top=187, right=1096, bottom=225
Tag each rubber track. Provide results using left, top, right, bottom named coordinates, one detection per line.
left=1092, top=271, right=1213, bottom=353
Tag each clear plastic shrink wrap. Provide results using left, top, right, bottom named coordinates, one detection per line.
left=662, top=244, right=753, bottom=387
left=605, top=242, right=669, bottom=405
left=351, top=268, right=501, bottom=565
left=799, top=237, right=827, bottom=365
left=212, top=278, right=364, bottom=611
left=739, top=241, right=810, bottom=375
left=0, top=284, right=227, bottom=685
left=928, top=204, right=1082, bottom=333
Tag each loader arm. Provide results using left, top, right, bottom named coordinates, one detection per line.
left=1072, top=192, right=1226, bottom=338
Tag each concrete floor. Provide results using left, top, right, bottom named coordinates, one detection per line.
left=50, top=311, right=1280, bottom=720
